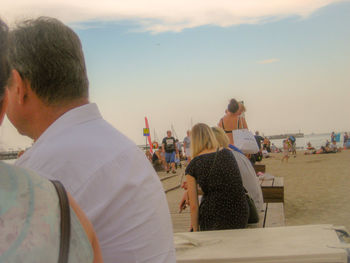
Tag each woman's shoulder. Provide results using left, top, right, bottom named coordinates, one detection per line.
left=0, top=161, right=95, bottom=262
left=0, top=161, right=54, bottom=190
left=219, top=148, right=233, bottom=156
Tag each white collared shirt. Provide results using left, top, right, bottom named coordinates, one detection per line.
left=231, top=150, right=264, bottom=211
left=16, top=103, right=175, bottom=263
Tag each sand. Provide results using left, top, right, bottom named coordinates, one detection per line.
left=161, top=149, right=350, bottom=232
left=262, top=149, right=350, bottom=230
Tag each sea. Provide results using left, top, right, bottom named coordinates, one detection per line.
left=269, top=133, right=347, bottom=150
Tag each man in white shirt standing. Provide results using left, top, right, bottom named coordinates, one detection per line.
left=6, top=17, right=175, bottom=263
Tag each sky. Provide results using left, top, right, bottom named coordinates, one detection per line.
left=1, top=0, right=350, bottom=150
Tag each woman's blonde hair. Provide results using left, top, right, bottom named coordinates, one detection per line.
left=190, top=123, right=219, bottom=158
left=211, top=127, right=229, bottom=148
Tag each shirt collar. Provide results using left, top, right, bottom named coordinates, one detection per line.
left=17, top=103, right=102, bottom=163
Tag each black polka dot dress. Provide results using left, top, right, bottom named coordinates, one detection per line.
left=185, top=148, right=249, bottom=231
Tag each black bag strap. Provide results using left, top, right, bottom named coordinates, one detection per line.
left=51, top=180, right=71, bottom=263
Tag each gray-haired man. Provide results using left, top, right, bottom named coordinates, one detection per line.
left=7, top=17, right=175, bottom=263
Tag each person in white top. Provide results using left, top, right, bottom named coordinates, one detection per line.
left=6, top=17, right=175, bottom=263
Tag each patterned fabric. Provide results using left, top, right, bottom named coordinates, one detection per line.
left=0, top=161, right=93, bottom=263
left=185, top=148, right=249, bottom=231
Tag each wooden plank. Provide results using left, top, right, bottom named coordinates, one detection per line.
left=253, top=164, right=266, bottom=174
left=264, top=203, right=285, bottom=228
left=172, top=202, right=286, bottom=231
left=173, top=204, right=268, bottom=232
left=257, top=203, right=267, bottom=228
left=261, top=187, right=284, bottom=203
left=260, top=178, right=274, bottom=187
left=273, top=176, right=284, bottom=187
left=171, top=212, right=191, bottom=233
left=261, top=177, right=284, bottom=203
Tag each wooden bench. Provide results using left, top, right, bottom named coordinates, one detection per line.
left=249, top=202, right=285, bottom=228
left=253, top=164, right=285, bottom=203
left=171, top=202, right=285, bottom=232
left=260, top=176, right=284, bottom=203
left=253, top=164, right=266, bottom=173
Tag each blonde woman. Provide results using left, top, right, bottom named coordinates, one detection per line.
left=185, top=123, right=249, bottom=231
left=211, top=127, right=263, bottom=212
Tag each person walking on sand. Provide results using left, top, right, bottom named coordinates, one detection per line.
left=288, top=135, right=297, bottom=158
left=7, top=17, right=175, bottom=263
left=281, top=139, right=290, bottom=163
left=162, top=130, right=178, bottom=174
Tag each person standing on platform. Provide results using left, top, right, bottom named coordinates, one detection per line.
left=7, top=17, right=175, bottom=263
left=162, top=130, right=178, bottom=174
left=183, top=130, right=192, bottom=163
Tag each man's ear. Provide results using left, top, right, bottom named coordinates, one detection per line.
left=10, top=69, right=29, bottom=105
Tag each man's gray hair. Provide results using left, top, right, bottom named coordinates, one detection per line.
left=8, top=17, right=89, bottom=105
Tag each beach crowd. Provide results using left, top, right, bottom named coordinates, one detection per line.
left=0, top=16, right=349, bottom=263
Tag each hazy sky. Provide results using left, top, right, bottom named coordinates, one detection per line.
left=1, top=0, right=349, bottom=149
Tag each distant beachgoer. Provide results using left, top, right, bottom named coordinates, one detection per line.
left=288, top=136, right=297, bottom=158
left=331, top=132, right=336, bottom=143
left=152, top=147, right=166, bottom=171
left=270, top=143, right=278, bottom=153
left=330, top=141, right=342, bottom=152
left=162, top=130, right=178, bottom=174
left=281, top=140, right=290, bottom=162
left=325, top=140, right=330, bottom=148
left=315, top=145, right=337, bottom=154
left=185, top=123, right=249, bottom=231
left=343, top=132, right=348, bottom=148
left=145, top=150, right=153, bottom=163
left=218, top=98, right=248, bottom=145
left=7, top=17, right=175, bottom=263
left=255, top=131, right=264, bottom=150
left=175, top=139, right=182, bottom=168
left=250, top=131, right=264, bottom=164
left=0, top=18, right=103, bottom=263
left=183, top=130, right=191, bottom=163
left=263, top=137, right=271, bottom=152
left=306, top=142, right=314, bottom=150
left=305, top=142, right=316, bottom=155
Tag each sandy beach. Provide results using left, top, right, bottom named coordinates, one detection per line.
left=161, top=149, right=350, bottom=232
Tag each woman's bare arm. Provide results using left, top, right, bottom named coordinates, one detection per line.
left=186, top=175, right=199, bottom=231
left=68, top=193, right=103, bottom=263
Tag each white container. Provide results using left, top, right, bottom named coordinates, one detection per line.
left=174, top=224, right=349, bottom=263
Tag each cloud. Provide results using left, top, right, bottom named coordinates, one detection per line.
left=257, top=58, right=280, bottom=64
left=1, top=0, right=347, bottom=33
